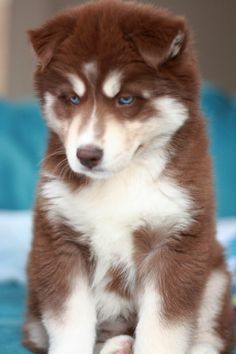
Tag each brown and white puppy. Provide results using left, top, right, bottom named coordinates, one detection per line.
left=23, top=1, right=235, bottom=354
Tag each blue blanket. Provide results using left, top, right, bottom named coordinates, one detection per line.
left=0, top=281, right=235, bottom=354
left=0, top=283, right=30, bottom=353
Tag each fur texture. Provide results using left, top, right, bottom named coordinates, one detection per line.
left=23, top=1, right=235, bottom=354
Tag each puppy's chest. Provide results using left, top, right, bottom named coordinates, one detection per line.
left=43, top=173, right=192, bottom=263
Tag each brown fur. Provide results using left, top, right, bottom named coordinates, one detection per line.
left=26, top=196, right=91, bottom=313
left=23, top=1, right=235, bottom=353
left=106, top=265, right=132, bottom=299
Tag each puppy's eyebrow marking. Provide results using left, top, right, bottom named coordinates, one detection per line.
left=67, top=73, right=86, bottom=97
left=103, top=70, right=123, bottom=98
left=142, top=90, right=151, bottom=99
left=83, top=62, right=97, bottom=84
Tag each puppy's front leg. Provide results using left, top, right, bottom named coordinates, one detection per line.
left=133, top=237, right=205, bottom=354
left=43, top=279, right=96, bottom=354
left=134, top=283, right=191, bottom=354
left=25, top=201, right=97, bottom=354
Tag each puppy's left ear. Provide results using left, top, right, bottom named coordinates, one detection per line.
left=127, top=14, right=188, bottom=69
left=28, top=13, right=76, bottom=69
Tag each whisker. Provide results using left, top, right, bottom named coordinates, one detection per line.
left=53, top=158, right=68, bottom=176
left=45, top=148, right=65, bottom=160
left=59, top=163, right=69, bottom=180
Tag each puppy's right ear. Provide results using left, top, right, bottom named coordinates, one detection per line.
left=28, top=13, right=76, bottom=69
left=123, top=9, right=189, bottom=70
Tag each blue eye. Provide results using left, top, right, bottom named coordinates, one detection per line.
left=69, top=95, right=80, bottom=105
left=118, top=96, right=135, bottom=106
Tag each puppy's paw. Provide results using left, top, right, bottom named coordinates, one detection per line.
left=190, top=342, right=220, bottom=354
left=100, top=335, right=134, bottom=354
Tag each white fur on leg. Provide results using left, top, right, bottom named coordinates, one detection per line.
left=190, top=342, right=220, bottom=354
left=194, top=271, right=227, bottom=351
left=100, top=335, right=134, bottom=354
left=42, top=279, right=96, bottom=354
left=134, top=284, right=191, bottom=354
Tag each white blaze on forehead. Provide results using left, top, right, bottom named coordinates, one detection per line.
left=103, top=70, right=123, bottom=98
left=78, top=103, right=98, bottom=146
left=83, top=62, right=97, bottom=83
left=67, top=73, right=86, bottom=97
left=65, top=103, right=99, bottom=172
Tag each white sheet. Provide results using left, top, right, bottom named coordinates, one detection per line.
left=0, top=211, right=32, bottom=282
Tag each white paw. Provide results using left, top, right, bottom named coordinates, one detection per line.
left=190, top=342, right=220, bottom=354
left=100, top=335, right=134, bottom=354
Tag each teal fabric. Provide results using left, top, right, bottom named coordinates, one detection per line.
left=201, top=84, right=236, bottom=217
left=0, top=84, right=235, bottom=216
left=0, top=282, right=235, bottom=354
left=0, top=99, right=47, bottom=210
left=0, top=282, right=30, bottom=353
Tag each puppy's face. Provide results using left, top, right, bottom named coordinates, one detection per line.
left=29, top=1, right=198, bottom=179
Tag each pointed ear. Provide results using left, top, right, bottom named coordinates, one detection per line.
left=28, top=13, right=76, bottom=69
left=127, top=15, right=188, bottom=69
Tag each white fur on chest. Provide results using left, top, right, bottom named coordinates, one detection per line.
left=42, top=166, right=192, bottom=250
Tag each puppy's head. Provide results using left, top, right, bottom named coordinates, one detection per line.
left=29, top=0, right=199, bottom=179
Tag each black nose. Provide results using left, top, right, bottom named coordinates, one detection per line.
left=76, top=145, right=103, bottom=169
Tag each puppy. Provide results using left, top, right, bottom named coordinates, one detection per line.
left=23, top=1, right=235, bottom=354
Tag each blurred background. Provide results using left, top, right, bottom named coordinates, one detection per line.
left=0, top=1, right=235, bottom=353
left=1, top=0, right=236, bottom=98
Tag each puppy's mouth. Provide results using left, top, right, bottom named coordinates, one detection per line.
left=74, top=159, right=126, bottom=180
left=79, top=166, right=114, bottom=179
